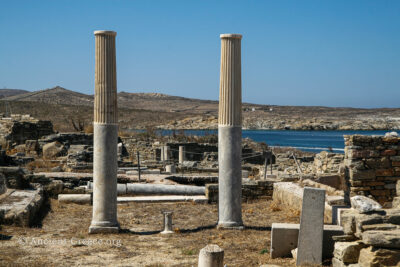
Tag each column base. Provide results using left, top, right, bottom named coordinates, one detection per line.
left=89, top=225, right=120, bottom=234
left=217, top=222, right=244, bottom=230
left=160, top=230, right=174, bottom=234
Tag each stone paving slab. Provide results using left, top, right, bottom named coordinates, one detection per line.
left=0, top=186, right=44, bottom=226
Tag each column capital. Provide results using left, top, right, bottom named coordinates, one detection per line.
left=220, top=33, right=242, bottom=39
left=94, top=30, right=117, bottom=36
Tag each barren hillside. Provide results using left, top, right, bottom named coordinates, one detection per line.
left=2, top=86, right=400, bottom=131
left=0, top=89, right=29, bottom=98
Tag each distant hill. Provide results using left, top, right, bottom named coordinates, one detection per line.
left=117, top=91, right=218, bottom=114
left=3, top=86, right=219, bottom=114
left=0, top=89, right=29, bottom=99
left=3, top=86, right=93, bottom=106
left=2, top=85, right=400, bottom=131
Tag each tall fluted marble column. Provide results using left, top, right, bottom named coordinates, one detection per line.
left=217, top=33, right=243, bottom=229
left=89, top=30, right=119, bottom=234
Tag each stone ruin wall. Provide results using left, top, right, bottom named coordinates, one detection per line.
left=344, top=134, right=400, bottom=203
left=0, top=115, right=54, bottom=148
left=312, top=151, right=344, bottom=174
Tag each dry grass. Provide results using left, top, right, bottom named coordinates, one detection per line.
left=25, top=159, right=62, bottom=172
left=0, top=199, right=315, bottom=267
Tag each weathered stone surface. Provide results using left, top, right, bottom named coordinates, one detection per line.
left=40, top=132, right=93, bottom=146
left=273, top=182, right=303, bottom=211
left=358, top=246, right=400, bottom=267
left=270, top=223, right=299, bottom=259
left=331, top=257, right=347, bottom=267
left=66, top=145, right=93, bottom=171
left=362, top=223, right=398, bottom=231
left=365, top=157, right=391, bottom=169
left=349, top=169, right=376, bottom=180
left=58, top=194, right=91, bottom=204
left=297, top=187, right=325, bottom=266
left=334, top=241, right=366, bottom=263
left=332, top=235, right=358, bottom=242
left=42, top=141, right=66, bottom=159
left=198, top=244, right=224, bottom=267
left=0, top=117, right=54, bottom=148
left=0, top=167, right=29, bottom=189
left=340, top=208, right=400, bottom=238
left=270, top=223, right=343, bottom=259
left=397, top=180, right=400, bottom=196
left=43, top=180, right=64, bottom=197
left=24, top=139, right=39, bottom=156
left=344, top=135, right=400, bottom=203
left=393, top=197, right=400, bottom=208
left=0, top=173, right=6, bottom=194
left=351, top=195, right=382, bottom=213
left=362, top=230, right=400, bottom=249
left=0, top=186, right=44, bottom=226
left=340, top=209, right=358, bottom=234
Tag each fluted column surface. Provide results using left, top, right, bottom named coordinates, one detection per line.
left=218, top=34, right=242, bottom=127
left=217, top=33, right=243, bottom=229
left=94, top=31, right=117, bottom=124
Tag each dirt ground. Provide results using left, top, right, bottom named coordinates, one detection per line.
left=0, top=198, right=310, bottom=267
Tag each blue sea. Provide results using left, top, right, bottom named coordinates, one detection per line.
left=156, top=129, right=400, bottom=153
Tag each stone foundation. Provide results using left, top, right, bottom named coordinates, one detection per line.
left=205, top=179, right=273, bottom=203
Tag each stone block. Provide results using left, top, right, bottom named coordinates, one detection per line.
left=42, top=141, right=67, bottom=159
left=348, top=149, right=377, bottom=159
left=365, top=157, right=391, bottom=169
left=349, top=169, right=376, bottom=181
left=0, top=187, right=44, bottom=226
left=297, top=187, right=325, bottom=266
left=331, top=257, right=347, bottom=267
left=0, top=173, right=6, bottom=195
left=370, top=189, right=391, bottom=197
left=270, top=223, right=343, bottom=259
left=382, top=137, right=400, bottom=144
left=272, top=182, right=303, bottom=212
left=0, top=167, right=29, bottom=189
left=25, top=140, right=39, bottom=153
left=58, top=194, right=92, bottom=205
left=344, top=159, right=365, bottom=170
left=334, top=241, right=366, bottom=264
left=361, top=223, right=398, bottom=231
left=397, top=180, right=400, bottom=196
left=375, top=169, right=395, bottom=177
left=351, top=195, right=382, bottom=213
left=43, top=180, right=64, bottom=197
left=358, top=246, right=400, bottom=267
left=384, top=183, right=397, bottom=190
left=270, top=223, right=299, bottom=259
left=205, top=184, right=218, bottom=203
left=393, top=197, right=400, bottom=208
left=381, top=149, right=397, bottom=156
left=332, top=205, right=351, bottom=225
left=362, top=230, right=400, bottom=249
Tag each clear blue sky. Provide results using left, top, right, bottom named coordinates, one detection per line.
left=1, top=0, right=399, bottom=108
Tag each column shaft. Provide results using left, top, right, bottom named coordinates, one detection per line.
left=89, top=30, right=119, bottom=234
left=179, top=145, right=185, bottom=164
left=217, top=34, right=243, bottom=229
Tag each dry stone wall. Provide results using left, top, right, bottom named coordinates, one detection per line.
left=344, top=135, right=400, bottom=203
left=0, top=116, right=54, bottom=148
left=313, top=151, right=344, bottom=174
